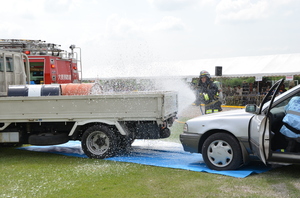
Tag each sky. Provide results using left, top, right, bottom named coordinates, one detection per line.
left=1, top=0, right=300, bottom=78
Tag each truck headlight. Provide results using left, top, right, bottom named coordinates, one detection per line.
left=183, top=123, right=188, bottom=132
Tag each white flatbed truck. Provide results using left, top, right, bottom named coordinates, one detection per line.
left=0, top=90, right=178, bottom=158
left=0, top=48, right=178, bottom=158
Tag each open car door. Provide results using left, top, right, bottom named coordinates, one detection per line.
left=248, top=79, right=284, bottom=164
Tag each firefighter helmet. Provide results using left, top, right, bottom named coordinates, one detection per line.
left=200, top=70, right=211, bottom=79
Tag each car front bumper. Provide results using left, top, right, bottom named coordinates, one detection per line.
left=180, top=133, right=202, bottom=153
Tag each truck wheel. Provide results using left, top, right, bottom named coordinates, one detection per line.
left=202, top=133, right=242, bottom=170
left=81, top=125, right=117, bottom=159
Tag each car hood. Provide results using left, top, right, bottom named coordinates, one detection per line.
left=186, top=109, right=255, bottom=136
left=189, top=109, right=253, bottom=121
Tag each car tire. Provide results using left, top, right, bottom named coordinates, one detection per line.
left=81, top=125, right=117, bottom=159
left=202, top=133, right=242, bottom=170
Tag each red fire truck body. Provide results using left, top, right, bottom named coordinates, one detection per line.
left=0, top=39, right=81, bottom=84
left=28, top=55, right=79, bottom=84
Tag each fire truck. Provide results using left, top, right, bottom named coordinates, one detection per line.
left=0, top=39, right=82, bottom=85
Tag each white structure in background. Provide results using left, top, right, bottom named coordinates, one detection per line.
left=84, top=53, right=300, bottom=80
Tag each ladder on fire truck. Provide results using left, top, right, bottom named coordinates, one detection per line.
left=0, top=39, right=82, bottom=82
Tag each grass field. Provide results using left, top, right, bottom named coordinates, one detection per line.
left=1, top=119, right=300, bottom=198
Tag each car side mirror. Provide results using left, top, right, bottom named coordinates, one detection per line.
left=245, top=104, right=257, bottom=113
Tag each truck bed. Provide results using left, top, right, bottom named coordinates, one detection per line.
left=0, top=91, right=177, bottom=123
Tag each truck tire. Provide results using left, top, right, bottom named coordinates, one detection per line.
left=81, top=125, right=117, bottom=159
left=202, top=133, right=242, bottom=170
left=28, top=133, right=69, bottom=145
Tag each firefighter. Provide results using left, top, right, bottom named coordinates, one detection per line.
left=195, top=70, right=222, bottom=114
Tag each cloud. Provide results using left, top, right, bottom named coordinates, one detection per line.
left=0, top=22, right=24, bottom=38
left=104, top=14, right=142, bottom=40
left=43, top=0, right=75, bottom=13
left=0, top=0, right=43, bottom=19
left=148, top=0, right=199, bottom=11
left=154, top=16, right=186, bottom=31
left=215, top=0, right=269, bottom=24
left=103, top=14, right=186, bottom=40
left=258, top=46, right=290, bottom=54
left=215, top=0, right=298, bottom=24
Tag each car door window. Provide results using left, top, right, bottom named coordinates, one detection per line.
left=270, top=91, right=300, bottom=112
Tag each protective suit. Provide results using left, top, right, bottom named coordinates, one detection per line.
left=195, top=70, right=222, bottom=114
left=280, top=96, right=300, bottom=139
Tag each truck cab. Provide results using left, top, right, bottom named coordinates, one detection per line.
left=0, top=50, right=30, bottom=96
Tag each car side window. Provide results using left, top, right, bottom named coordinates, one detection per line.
left=271, top=91, right=300, bottom=112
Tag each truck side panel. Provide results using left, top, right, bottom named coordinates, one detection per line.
left=0, top=93, right=168, bottom=122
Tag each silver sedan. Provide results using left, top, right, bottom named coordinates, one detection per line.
left=180, top=79, right=300, bottom=170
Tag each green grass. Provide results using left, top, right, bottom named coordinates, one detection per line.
left=1, top=118, right=300, bottom=197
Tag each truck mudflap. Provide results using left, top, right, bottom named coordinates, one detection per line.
left=134, top=121, right=171, bottom=139
left=115, top=121, right=131, bottom=136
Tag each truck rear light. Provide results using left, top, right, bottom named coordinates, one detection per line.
left=73, top=66, right=77, bottom=70
left=51, top=64, right=55, bottom=68
left=24, top=51, right=30, bottom=55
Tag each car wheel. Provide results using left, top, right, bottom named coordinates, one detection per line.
left=81, top=125, right=117, bottom=159
left=202, top=133, right=242, bottom=170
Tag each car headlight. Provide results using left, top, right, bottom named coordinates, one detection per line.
left=183, top=123, right=188, bottom=132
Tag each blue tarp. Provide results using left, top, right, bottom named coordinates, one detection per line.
left=17, top=140, right=271, bottom=178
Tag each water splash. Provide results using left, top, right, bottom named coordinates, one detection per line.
left=151, top=77, right=195, bottom=113
left=84, top=40, right=196, bottom=114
